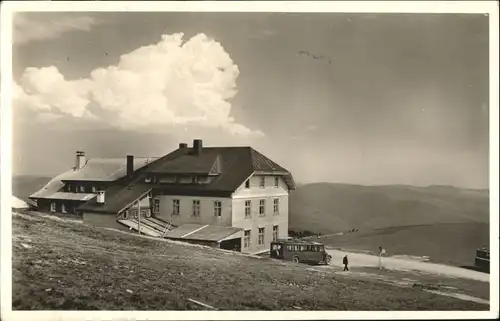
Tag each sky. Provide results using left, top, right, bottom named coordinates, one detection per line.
left=11, top=12, right=490, bottom=188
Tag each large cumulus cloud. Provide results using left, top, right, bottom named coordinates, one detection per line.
left=13, top=32, right=263, bottom=138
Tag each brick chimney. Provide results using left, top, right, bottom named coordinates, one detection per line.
left=193, top=139, right=203, bottom=155
left=179, top=143, right=188, bottom=149
left=75, top=151, right=86, bottom=170
left=127, top=155, right=134, bottom=178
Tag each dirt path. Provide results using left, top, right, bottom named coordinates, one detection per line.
left=326, top=248, right=489, bottom=283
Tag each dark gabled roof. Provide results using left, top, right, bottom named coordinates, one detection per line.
left=78, top=145, right=295, bottom=213
left=148, top=152, right=220, bottom=175
left=78, top=184, right=152, bottom=214
left=146, top=146, right=295, bottom=191
left=30, top=157, right=157, bottom=200
left=250, top=148, right=288, bottom=173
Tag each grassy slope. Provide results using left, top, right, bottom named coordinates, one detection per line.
left=289, top=183, right=489, bottom=234
left=12, top=175, right=52, bottom=201
left=12, top=213, right=486, bottom=311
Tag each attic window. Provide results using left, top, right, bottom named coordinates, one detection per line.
left=274, top=177, right=279, bottom=188
left=245, top=179, right=250, bottom=189
left=259, top=176, right=265, bottom=188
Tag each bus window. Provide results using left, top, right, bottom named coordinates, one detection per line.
left=286, top=245, right=292, bottom=251
left=301, top=245, right=306, bottom=251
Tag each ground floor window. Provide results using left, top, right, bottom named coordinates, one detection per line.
left=258, top=227, right=265, bottom=245
left=214, top=201, right=222, bottom=217
left=273, top=225, right=279, bottom=241
left=61, top=203, right=67, bottom=214
left=192, top=200, right=200, bottom=217
left=244, top=230, right=251, bottom=248
left=172, top=199, right=180, bottom=215
left=50, top=201, right=56, bottom=213
left=153, top=198, right=160, bottom=214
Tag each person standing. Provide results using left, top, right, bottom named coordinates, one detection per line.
left=342, top=254, right=349, bottom=271
left=378, top=246, right=386, bottom=269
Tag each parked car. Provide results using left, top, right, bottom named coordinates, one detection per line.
left=475, top=247, right=490, bottom=272
left=270, top=239, right=332, bottom=265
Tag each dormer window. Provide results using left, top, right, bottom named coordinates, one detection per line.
left=259, top=176, right=265, bottom=188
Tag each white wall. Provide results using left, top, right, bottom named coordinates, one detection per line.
left=231, top=174, right=289, bottom=253
left=154, top=195, right=232, bottom=227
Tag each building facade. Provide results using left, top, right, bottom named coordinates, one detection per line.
left=30, top=140, right=296, bottom=254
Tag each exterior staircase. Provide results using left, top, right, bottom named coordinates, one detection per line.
left=117, top=216, right=176, bottom=238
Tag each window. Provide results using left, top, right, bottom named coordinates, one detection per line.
left=259, top=199, right=266, bottom=216
left=245, top=179, right=250, bottom=189
left=145, top=177, right=152, bottom=183
left=91, top=186, right=96, bottom=193
left=244, top=230, right=251, bottom=248
left=192, top=200, right=200, bottom=216
left=214, top=201, right=222, bottom=217
left=50, top=201, right=56, bottom=213
left=273, top=225, right=279, bottom=241
left=79, top=185, right=85, bottom=193
left=66, top=184, right=72, bottom=192
left=274, top=177, right=279, bottom=187
left=244, top=200, right=251, bottom=219
left=172, top=199, right=180, bottom=215
left=153, top=198, right=160, bottom=214
left=273, top=198, right=279, bottom=215
left=259, top=176, right=265, bottom=188
left=61, top=203, right=67, bottom=214
left=258, top=227, right=265, bottom=245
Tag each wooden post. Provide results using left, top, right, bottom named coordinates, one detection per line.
left=137, top=200, right=141, bottom=235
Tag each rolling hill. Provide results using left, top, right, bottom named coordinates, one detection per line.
left=12, top=175, right=52, bottom=201
left=289, top=183, right=489, bottom=234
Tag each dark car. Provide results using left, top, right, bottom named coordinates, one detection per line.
left=475, top=247, right=490, bottom=272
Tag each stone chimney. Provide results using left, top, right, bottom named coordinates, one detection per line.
left=193, top=139, right=203, bottom=155
left=75, top=151, right=86, bottom=170
left=127, top=155, right=134, bottom=178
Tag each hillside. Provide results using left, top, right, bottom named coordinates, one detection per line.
left=12, top=175, right=51, bottom=201
left=11, top=212, right=487, bottom=310
left=316, top=222, right=489, bottom=268
left=289, top=183, right=489, bottom=234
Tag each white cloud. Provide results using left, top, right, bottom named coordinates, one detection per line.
left=13, top=32, right=264, bottom=138
left=14, top=13, right=100, bottom=44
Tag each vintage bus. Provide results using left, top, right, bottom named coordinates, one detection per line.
left=270, top=239, right=332, bottom=265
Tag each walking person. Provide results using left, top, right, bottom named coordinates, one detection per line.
left=378, top=246, right=386, bottom=269
left=342, top=254, right=349, bottom=271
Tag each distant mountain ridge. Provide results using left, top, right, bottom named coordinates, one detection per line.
left=289, top=182, right=489, bottom=234
left=12, top=175, right=52, bottom=201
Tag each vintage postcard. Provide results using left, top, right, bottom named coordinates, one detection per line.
left=1, top=1, right=498, bottom=320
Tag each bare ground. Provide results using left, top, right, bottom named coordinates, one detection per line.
left=11, top=212, right=489, bottom=311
